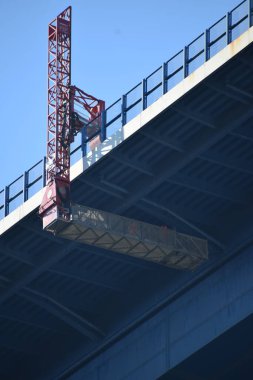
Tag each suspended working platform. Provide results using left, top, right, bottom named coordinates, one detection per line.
left=48, top=204, right=208, bottom=270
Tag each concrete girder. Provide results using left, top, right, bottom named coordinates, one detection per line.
left=110, top=103, right=253, bottom=216
left=0, top=312, right=68, bottom=336
left=171, top=105, right=216, bottom=129
left=140, top=129, right=184, bottom=152
left=166, top=174, right=248, bottom=205
left=0, top=274, right=103, bottom=341
left=112, top=151, right=153, bottom=177
left=201, top=152, right=253, bottom=176
left=48, top=267, right=125, bottom=293
left=205, top=80, right=253, bottom=105
left=0, top=241, right=78, bottom=308
left=78, top=176, right=124, bottom=199
left=20, top=288, right=103, bottom=341
left=0, top=244, right=125, bottom=293
left=108, top=151, right=247, bottom=206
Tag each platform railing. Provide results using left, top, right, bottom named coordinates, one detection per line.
left=0, top=0, right=252, bottom=220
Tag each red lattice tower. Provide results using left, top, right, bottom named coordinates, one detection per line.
left=39, top=7, right=105, bottom=230
left=39, top=7, right=72, bottom=228
left=47, top=7, right=71, bottom=184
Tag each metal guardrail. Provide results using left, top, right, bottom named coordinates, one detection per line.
left=0, top=0, right=252, bottom=220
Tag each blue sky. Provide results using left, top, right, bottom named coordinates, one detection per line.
left=0, top=0, right=242, bottom=190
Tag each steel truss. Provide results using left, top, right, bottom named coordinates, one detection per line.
left=39, top=7, right=104, bottom=229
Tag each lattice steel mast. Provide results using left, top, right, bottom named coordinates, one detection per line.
left=39, top=7, right=105, bottom=229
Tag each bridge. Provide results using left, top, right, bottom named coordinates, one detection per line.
left=1, top=1, right=253, bottom=379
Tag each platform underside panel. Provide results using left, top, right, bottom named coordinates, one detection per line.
left=51, top=204, right=208, bottom=270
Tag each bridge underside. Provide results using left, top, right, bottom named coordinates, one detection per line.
left=1, top=30, right=253, bottom=379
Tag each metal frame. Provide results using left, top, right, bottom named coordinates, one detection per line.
left=38, top=7, right=72, bottom=226
left=39, top=7, right=105, bottom=228
left=47, top=7, right=71, bottom=187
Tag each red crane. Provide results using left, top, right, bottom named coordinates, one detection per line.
left=39, top=7, right=105, bottom=230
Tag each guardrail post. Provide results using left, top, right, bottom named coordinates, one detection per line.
left=121, top=95, right=127, bottom=126
left=162, top=62, right=167, bottom=94
left=43, top=156, right=47, bottom=187
left=81, top=127, right=87, bottom=157
left=227, top=12, right=232, bottom=44
left=205, top=29, right=210, bottom=61
left=100, top=110, right=107, bottom=142
left=4, top=186, right=9, bottom=217
left=23, top=171, right=28, bottom=202
left=183, top=46, right=189, bottom=78
left=249, top=0, right=253, bottom=27
left=142, top=79, right=147, bottom=110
